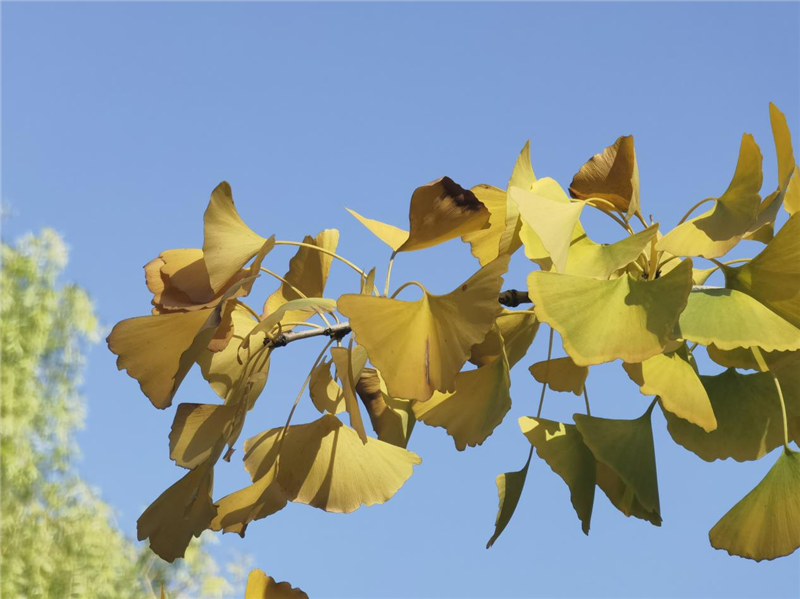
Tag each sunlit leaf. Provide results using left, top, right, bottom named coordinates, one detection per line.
left=346, top=208, right=409, bottom=252
left=169, top=403, right=238, bottom=469
left=244, top=568, right=308, bottom=599
left=210, top=466, right=287, bottom=537
left=244, top=414, right=421, bottom=513
left=529, top=357, right=588, bottom=396
left=528, top=258, right=693, bottom=366
left=462, top=184, right=520, bottom=266
left=710, top=448, right=800, bottom=561
left=486, top=450, right=532, bottom=548
left=330, top=344, right=369, bottom=442
left=520, top=417, right=596, bottom=534
left=657, top=134, right=762, bottom=259
left=338, top=256, right=508, bottom=400
left=565, top=224, right=658, bottom=280
left=144, top=248, right=221, bottom=312
left=355, top=368, right=416, bottom=448
left=244, top=297, right=338, bottom=352
left=495, top=310, right=540, bottom=368
left=309, top=358, right=345, bottom=415
left=783, top=165, right=800, bottom=215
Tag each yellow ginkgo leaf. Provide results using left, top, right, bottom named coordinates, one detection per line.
left=515, top=177, right=578, bottom=270
left=355, top=368, right=416, bottom=448
left=520, top=417, right=597, bottom=534
left=413, top=350, right=511, bottom=451
left=346, top=208, right=409, bottom=252
left=710, top=448, right=800, bottom=561
left=145, top=248, right=220, bottom=312
left=528, top=258, right=693, bottom=366
left=309, top=358, right=345, bottom=415
left=263, top=229, right=339, bottom=324
left=486, top=451, right=532, bottom=548
left=724, top=212, right=800, bottom=329
left=574, top=406, right=661, bottom=524
left=244, top=414, right=421, bottom=513
left=243, top=297, right=338, bottom=352
left=244, top=569, right=308, bottom=599
left=169, top=403, right=238, bottom=469
left=462, top=184, right=520, bottom=266
left=692, top=266, right=717, bottom=286
left=203, top=182, right=270, bottom=292
left=496, top=310, right=540, bottom=368
left=569, top=135, right=641, bottom=220
left=330, top=344, right=369, bottom=443
left=529, top=357, right=588, bottom=396
left=210, top=466, right=287, bottom=538
left=674, top=288, right=800, bottom=351
left=509, top=140, right=536, bottom=192
left=137, top=464, right=217, bottom=563
left=567, top=224, right=658, bottom=280
left=783, top=165, right=800, bottom=215
left=623, top=347, right=716, bottom=432
left=657, top=134, right=763, bottom=259
left=338, top=256, right=508, bottom=400
left=706, top=344, right=799, bottom=373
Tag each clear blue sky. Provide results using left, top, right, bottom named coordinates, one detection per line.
left=3, top=2, right=799, bottom=598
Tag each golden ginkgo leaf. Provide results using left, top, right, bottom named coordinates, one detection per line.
left=244, top=298, right=338, bottom=352
left=520, top=417, right=597, bottom=534
left=622, top=347, right=716, bottom=432
left=509, top=140, right=536, bottom=192
left=244, top=569, right=308, bottom=599
left=462, top=184, right=521, bottom=266
left=529, top=357, right=588, bottom=396
left=486, top=450, right=532, bottom=548
left=210, top=466, right=287, bottom=538
left=569, top=135, right=641, bottom=220
left=565, top=224, right=659, bottom=280
left=675, top=288, right=800, bottom=352
left=664, top=368, right=796, bottom=462
left=783, top=165, right=800, bottom=215
left=413, top=350, right=511, bottom=451
left=657, top=134, right=763, bottom=259
left=346, top=208, right=409, bottom=252
left=309, top=358, right=345, bottom=415
left=469, top=311, right=539, bottom=369
left=137, top=464, right=217, bottom=563
left=710, top=448, right=800, bottom=561
left=169, top=403, right=238, bottom=469
left=145, top=249, right=219, bottom=312
left=528, top=258, right=693, bottom=366
left=244, top=414, right=421, bottom=513
left=692, top=266, right=717, bottom=286
left=574, top=406, right=661, bottom=524
left=203, top=182, right=270, bottom=293
left=355, top=368, right=415, bottom=449
left=724, top=212, right=800, bottom=329
left=338, top=256, right=508, bottom=400
left=330, top=344, right=369, bottom=442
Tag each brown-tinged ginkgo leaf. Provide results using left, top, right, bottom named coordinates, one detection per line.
left=724, top=212, right=800, bottom=329
left=520, top=417, right=597, bottom=534
left=674, top=288, right=800, bottom=352
left=623, top=347, right=716, bottom=432
left=413, top=349, right=511, bottom=451
left=528, top=258, right=693, bottom=366
left=210, top=466, right=287, bottom=537
left=710, top=448, right=800, bottom=561
left=783, top=165, right=800, bottom=215
left=355, top=368, right=416, bottom=448
left=169, top=402, right=239, bottom=469
left=137, top=463, right=217, bottom=563
left=569, top=135, right=641, bottom=220
left=244, top=414, right=421, bottom=513
left=529, top=357, right=588, bottom=396
left=309, top=358, right=345, bottom=415
left=462, top=184, right=521, bottom=266
left=574, top=405, right=661, bottom=525
left=338, top=256, right=508, bottom=400
left=244, top=569, right=308, bottom=599
left=330, top=344, right=369, bottom=442
left=486, top=449, right=532, bottom=548
left=657, top=134, right=763, bottom=259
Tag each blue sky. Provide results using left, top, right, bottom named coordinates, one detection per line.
left=2, top=2, right=800, bottom=598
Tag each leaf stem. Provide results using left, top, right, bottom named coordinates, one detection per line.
left=751, top=346, right=790, bottom=450
left=384, top=250, right=397, bottom=297
left=391, top=280, right=426, bottom=299
left=677, top=197, right=715, bottom=225
left=237, top=301, right=261, bottom=321
left=581, top=199, right=634, bottom=235
left=583, top=384, right=592, bottom=416
left=259, top=267, right=308, bottom=300
left=536, top=328, right=554, bottom=418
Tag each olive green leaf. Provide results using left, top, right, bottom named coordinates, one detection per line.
left=330, top=344, right=369, bottom=443
left=244, top=414, right=421, bottom=513
left=244, top=568, right=308, bottom=599
left=355, top=368, right=416, bottom=448
left=520, top=418, right=597, bottom=534
left=309, top=358, right=345, bottom=415
left=710, top=448, right=800, bottom=561
left=707, top=345, right=799, bottom=373
left=529, top=357, right=588, bottom=396
left=486, top=449, right=532, bottom=548
left=210, top=465, right=287, bottom=538
left=529, top=258, right=693, bottom=366
left=657, top=134, right=763, bottom=259
left=783, top=165, right=800, bottom=215
left=338, top=256, right=508, bottom=400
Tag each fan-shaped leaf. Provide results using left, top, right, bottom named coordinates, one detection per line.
left=169, top=403, right=238, bottom=469
left=210, top=466, right=287, bottom=537
left=309, top=358, right=345, bottom=415
left=462, top=184, right=521, bottom=265
left=529, top=357, right=588, bottom=396
left=355, top=368, right=415, bottom=448
left=330, top=344, right=369, bottom=442
left=346, top=208, right=408, bottom=251
left=244, top=569, right=308, bottom=599
left=486, top=450, right=532, bottom=548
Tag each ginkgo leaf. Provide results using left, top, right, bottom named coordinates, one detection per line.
left=657, top=134, right=763, bottom=259
left=413, top=350, right=511, bottom=451
left=330, top=344, right=369, bottom=442
left=496, top=310, right=540, bottom=368
left=309, top=358, right=345, bottom=415
left=664, top=368, right=795, bottom=462
left=361, top=267, right=377, bottom=295
left=565, top=224, right=658, bottom=280
left=528, top=258, right=693, bottom=366
left=710, top=448, right=800, bottom=561
left=210, top=466, right=287, bottom=538
left=263, top=229, right=339, bottom=325
left=145, top=248, right=221, bottom=312
left=346, top=208, right=409, bottom=251
left=783, top=165, right=800, bottom=215
left=693, top=266, right=717, bottom=286
left=169, top=403, right=238, bottom=469
left=574, top=406, right=661, bottom=524
left=594, top=460, right=662, bottom=527
left=137, top=464, right=217, bottom=563
left=706, top=344, right=799, bottom=373
left=509, top=140, right=536, bottom=192
left=462, top=185, right=520, bottom=266
left=203, top=182, right=270, bottom=293
left=569, top=135, right=641, bottom=220
left=623, top=346, right=715, bottom=431
left=338, top=256, right=508, bottom=400
left=244, top=298, right=338, bottom=352
left=244, top=569, right=308, bottom=599
left=529, top=357, right=588, bottom=396
left=355, top=368, right=415, bottom=448
left=244, top=414, right=421, bottom=513
left=486, top=450, right=532, bottom=548
left=515, top=178, right=577, bottom=270
left=674, top=288, right=800, bottom=351
left=520, top=417, right=596, bottom=534
left=724, top=213, right=800, bottom=329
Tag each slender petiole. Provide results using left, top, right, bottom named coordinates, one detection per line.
left=677, top=197, right=715, bottom=225
left=583, top=384, right=592, bottom=416
left=751, top=346, right=790, bottom=449
left=384, top=250, right=397, bottom=297
left=391, top=280, right=426, bottom=299
left=536, top=327, right=555, bottom=418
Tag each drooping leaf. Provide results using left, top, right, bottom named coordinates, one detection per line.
left=783, top=165, right=800, bottom=215
left=520, top=417, right=597, bottom=534
left=309, top=358, right=345, bottom=415
left=706, top=344, right=799, bottom=372
left=528, top=258, right=693, bottom=366
left=144, top=248, right=220, bottom=312
left=462, top=184, right=520, bottom=266
left=338, top=256, right=508, bottom=400
left=355, top=368, right=416, bottom=448
left=529, top=356, right=588, bottom=396
left=330, top=344, right=369, bottom=442
left=346, top=208, right=409, bottom=252
left=486, top=449, right=532, bottom=548
left=244, top=569, right=308, bottom=599
left=657, top=134, right=763, bottom=259
left=244, top=414, right=421, bottom=513
left=210, top=466, right=287, bottom=537
left=169, top=403, right=238, bottom=469
left=495, top=310, right=540, bottom=368
left=710, top=448, right=800, bottom=561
